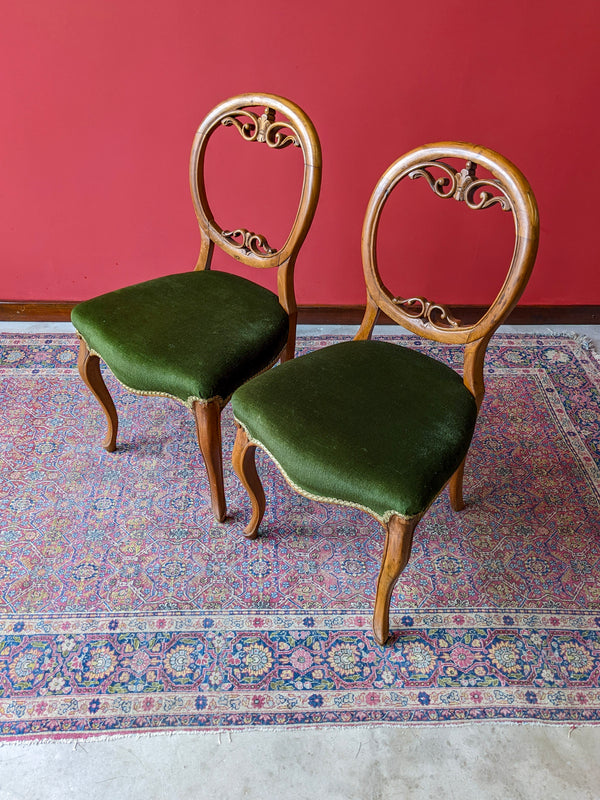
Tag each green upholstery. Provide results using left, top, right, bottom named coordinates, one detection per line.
left=232, top=340, right=478, bottom=520
left=71, top=270, right=289, bottom=405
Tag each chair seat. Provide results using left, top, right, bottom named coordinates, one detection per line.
left=232, top=339, right=478, bottom=519
left=72, top=270, right=289, bottom=405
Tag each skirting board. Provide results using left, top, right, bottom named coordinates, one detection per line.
left=1, top=301, right=599, bottom=325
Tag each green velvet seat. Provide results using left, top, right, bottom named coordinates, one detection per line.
left=72, top=270, right=289, bottom=406
left=231, top=142, right=539, bottom=646
left=232, top=340, right=478, bottom=520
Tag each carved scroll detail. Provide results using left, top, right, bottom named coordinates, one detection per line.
left=221, top=107, right=301, bottom=149
left=409, top=160, right=512, bottom=211
left=464, top=179, right=512, bottom=211
left=408, top=165, right=454, bottom=199
left=392, top=296, right=461, bottom=329
left=222, top=228, right=277, bottom=256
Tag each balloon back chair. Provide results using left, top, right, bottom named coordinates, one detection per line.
left=231, top=142, right=539, bottom=645
left=72, top=94, right=321, bottom=522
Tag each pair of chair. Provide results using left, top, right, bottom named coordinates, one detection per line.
left=72, top=93, right=539, bottom=645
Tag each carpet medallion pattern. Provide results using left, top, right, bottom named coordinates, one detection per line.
left=0, top=333, right=599, bottom=739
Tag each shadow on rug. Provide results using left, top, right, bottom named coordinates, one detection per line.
left=0, top=332, right=599, bottom=739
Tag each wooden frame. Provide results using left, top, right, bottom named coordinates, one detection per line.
left=233, top=142, right=539, bottom=644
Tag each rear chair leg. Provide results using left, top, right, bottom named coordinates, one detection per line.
left=448, top=457, right=467, bottom=512
left=193, top=399, right=227, bottom=523
left=373, top=514, right=420, bottom=646
left=77, top=338, right=118, bottom=452
left=232, top=425, right=266, bottom=539
left=281, top=311, right=298, bottom=363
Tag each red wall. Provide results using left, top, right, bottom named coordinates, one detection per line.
left=1, top=0, right=599, bottom=306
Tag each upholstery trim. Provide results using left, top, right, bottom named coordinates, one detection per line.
left=85, top=343, right=213, bottom=408
left=83, top=338, right=284, bottom=411
left=233, top=419, right=426, bottom=526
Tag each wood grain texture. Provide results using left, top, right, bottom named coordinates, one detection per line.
left=231, top=425, right=266, bottom=539
left=193, top=399, right=227, bottom=523
left=76, top=338, right=118, bottom=452
left=373, top=514, right=420, bottom=646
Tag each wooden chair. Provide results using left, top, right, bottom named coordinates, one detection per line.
left=72, top=94, right=321, bottom=522
left=231, top=142, right=539, bottom=645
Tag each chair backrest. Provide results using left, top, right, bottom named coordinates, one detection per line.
left=357, top=142, right=539, bottom=407
left=189, top=93, right=322, bottom=318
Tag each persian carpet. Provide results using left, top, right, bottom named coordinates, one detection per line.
left=0, top=332, right=599, bottom=740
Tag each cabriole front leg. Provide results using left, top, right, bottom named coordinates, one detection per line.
left=193, top=399, right=227, bottom=523
left=372, top=513, right=420, bottom=646
left=232, top=424, right=266, bottom=539
left=77, top=338, right=118, bottom=452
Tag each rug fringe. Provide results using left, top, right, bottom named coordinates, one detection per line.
left=569, top=332, right=600, bottom=358
left=0, top=718, right=592, bottom=748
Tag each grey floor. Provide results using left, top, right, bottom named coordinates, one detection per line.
left=1, top=322, right=599, bottom=800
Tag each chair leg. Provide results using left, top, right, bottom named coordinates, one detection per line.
left=232, top=425, right=265, bottom=540
left=193, top=400, right=227, bottom=523
left=77, top=338, right=118, bottom=452
left=448, top=456, right=467, bottom=512
left=280, top=311, right=297, bottom=363
left=373, top=514, right=420, bottom=646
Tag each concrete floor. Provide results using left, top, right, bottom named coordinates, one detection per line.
left=1, top=724, right=600, bottom=800
left=1, top=322, right=599, bottom=800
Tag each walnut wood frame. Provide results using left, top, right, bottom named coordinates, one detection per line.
left=75, top=94, right=321, bottom=522
left=233, top=142, right=539, bottom=645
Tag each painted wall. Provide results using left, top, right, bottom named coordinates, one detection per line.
left=1, top=0, right=598, bottom=306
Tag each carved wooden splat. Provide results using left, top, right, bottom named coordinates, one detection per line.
left=221, top=228, right=277, bottom=256
left=409, top=160, right=513, bottom=211
left=221, top=107, right=301, bottom=149
left=392, top=296, right=462, bottom=329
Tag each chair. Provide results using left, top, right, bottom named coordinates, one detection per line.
left=231, top=142, right=539, bottom=645
left=72, top=93, right=321, bottom=522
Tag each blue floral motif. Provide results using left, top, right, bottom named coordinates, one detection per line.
left=195, top=694, right=208, bottom=710
left=88, top=698, right=101, bottom=714
left=525, top=691, right=538, bottom=704
left=12, top=622, right=24, bottom=633
left=203, top=618, right=214, bottom=629
left=503, top=615, right=515, bottom=625
left=303, top=617, right=315, bottom=628
left=401, top=616, right=414, bottom=627
left=418, top=692, right=430, bottom=705
left=308, top=694, right=323, bottom=708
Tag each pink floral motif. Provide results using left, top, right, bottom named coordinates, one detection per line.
left=449, top=645, right=477, bottom=671
left=290, top=648, right=314, bottom=673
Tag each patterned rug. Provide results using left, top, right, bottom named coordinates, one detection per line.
left=0, top=332, right=599, bottom=740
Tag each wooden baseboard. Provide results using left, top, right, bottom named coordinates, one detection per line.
left=1, top=301, right=600, bottom=325
left=1, top=302, right=78, bottom=322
